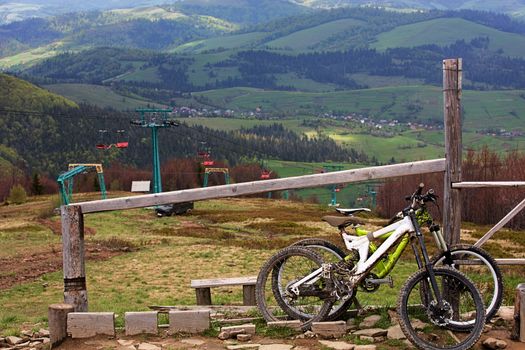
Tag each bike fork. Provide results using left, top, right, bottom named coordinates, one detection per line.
left=416, top=234, right=443, bottom=303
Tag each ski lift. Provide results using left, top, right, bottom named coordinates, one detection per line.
left=197, top=142, right=214, bottom=166
left=96, top=129, right=129, bottom=150
left=96, top=129, right=110, bottom=149
left=260, top=169, right=271, bottom=179
left=202, top=156, right=215, bottom=166
left=115, top=130, right=128, bottom=149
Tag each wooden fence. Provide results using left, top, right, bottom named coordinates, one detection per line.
left=59, top=58, right=525, bottom=312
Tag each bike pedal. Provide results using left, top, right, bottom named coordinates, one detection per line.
left=368, top=276, right=394, bottom=288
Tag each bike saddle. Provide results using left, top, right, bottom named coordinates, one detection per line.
left=335, top=207, right=371, bottom=216
left=322, top=215, right=365, bottom=228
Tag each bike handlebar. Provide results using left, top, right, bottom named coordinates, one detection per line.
left=405, top=183, right=438, bottom=206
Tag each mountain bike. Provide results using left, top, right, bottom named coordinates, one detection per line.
left=290, top=187, right=502, bottom=324
left=255, top=184, right=486, bottom=350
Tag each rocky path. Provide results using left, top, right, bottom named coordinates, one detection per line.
left=2, top=307, right=524, bottom=350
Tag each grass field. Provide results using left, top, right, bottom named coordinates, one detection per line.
left=1, top=193, right=525, bottom=336
left=193, top=86, right=525, bottom=130
left=372, top=18, right=525, bottom=57
left=44, top=84, right=167, bottom=110
left=265, top=18, right=364, bottom=50
left=0, top=41, right=73, bottom=69
left=173, top=32, right=266, bottom=54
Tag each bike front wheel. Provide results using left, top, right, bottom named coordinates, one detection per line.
left=432, top=244, right=502, bottom=323
left=398, top=266, right=485, bottom=350
left=255, top=246, right=333, bottom=330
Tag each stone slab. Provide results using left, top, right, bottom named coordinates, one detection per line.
left=259, top=344, right=293, bottom=350
left=67, top=312, right=115, bottom=338
left=226, top=344, right=261, bottom=350
left=311, top=321, right=347, bottom=338
left=169, top=310, right=210, bottom=334
left=352, top=328, right=387, bottom=337
left=318, top=340, right=355, bottom=350
left=359, top=315, right=381, bottom=329
left=386, top=324, right=405, bottom=340
left=267, top=320, right=302, bottom=332
left=125, top=311, right=158, bottom=336
left=221, top=324, right=256, bottom=335
left=138, top=343, right=161, bottom=350
left=354, top=346, right=376, bottom=350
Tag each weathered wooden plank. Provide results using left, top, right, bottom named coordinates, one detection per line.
left=474, top=197, right=525, bottom=248
left=191, top=276, right=257, bottom=288
left=75, top=159, right=445, bottom=213
left=242, top=285, right=256, bottom=306
left=443, top=58, right=462, bottom=246
left=61, top=205, right=88, bottom=312
left=195, top=288, right=212, bottom=305
left=453, top=258, right=525, bottom=265
left=495, top=259, right=525, bottom=265
left=48, top=303, right=74, bottom=348
left=511, top=283, right=525, bottom=341
left=453, top=181, right=525, bottom=188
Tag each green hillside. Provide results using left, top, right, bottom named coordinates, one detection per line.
left=0, top=73, right=77, bottom=111
left=372, top=18, right=525, bottom=57
left=173, top=32, right=266, bottom=53
left=192, top=86, right=525, bottom=131
left=265, top=18, right=364, bottom=50
left=44, top=84, right=167, bottom=110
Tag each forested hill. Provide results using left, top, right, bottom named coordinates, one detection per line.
left=0, top=74, right=368, bottom=178
left=0, top=73, right=77, bottom=111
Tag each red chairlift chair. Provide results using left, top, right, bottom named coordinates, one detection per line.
left=260, top=169, right=271, bottom=179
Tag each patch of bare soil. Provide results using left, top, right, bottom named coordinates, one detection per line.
left=53, top=328, right=525, bottom=350
left=0, top=243, right=125, bottom=290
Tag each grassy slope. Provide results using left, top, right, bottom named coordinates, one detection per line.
left=193, top=86, right=525, bottom=129
left=1, top=194, right=524, bottom=335
left=172, top=32, right=266, bottom=53
left=43, top=83, right=167, bottom=110
left=372, top=18, right=525, bottom=57
left=265, top=18, right=364, bottom=50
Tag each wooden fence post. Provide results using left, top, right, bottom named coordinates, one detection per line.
left=512, top=283, right=525, bottom=341
left=443, top=58, right=463, bottom=245
left=48, top=303, right=74, bottom=347
left=61, top=205, right=88, bottom=312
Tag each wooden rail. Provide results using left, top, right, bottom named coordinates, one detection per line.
left=75, top=159, right=446, bottom=214
left=453, top=182, right=525, bottom=188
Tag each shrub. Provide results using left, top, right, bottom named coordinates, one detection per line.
left=7, top=184, right=27, bottom=204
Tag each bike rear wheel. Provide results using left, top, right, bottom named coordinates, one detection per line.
left=255, top=246, right=333, bottom=330
left=398, top=266, right=485, bottom=350
left=432, top=244, right=502, bottom=323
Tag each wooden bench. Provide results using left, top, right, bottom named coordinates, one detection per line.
left=190, top=276, right=257, bottom=306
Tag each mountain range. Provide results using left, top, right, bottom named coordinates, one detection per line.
left=1, top=0, right=525, bottom=24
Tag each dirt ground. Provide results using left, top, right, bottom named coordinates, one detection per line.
left=0, top=244, right=123, bottom=290
left=54, top=329, right=525, bottom=350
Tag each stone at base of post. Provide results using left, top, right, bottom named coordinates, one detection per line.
left=512, top=283, right=525, bottom=341
left=49, top=303, right=74, bottom=348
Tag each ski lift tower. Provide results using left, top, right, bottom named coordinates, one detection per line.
left=131, top=108, right=178, bottom=193
left=323, top=164, right=345, bottom=206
